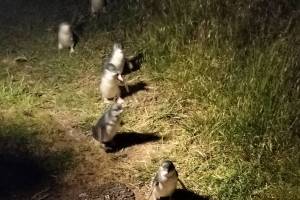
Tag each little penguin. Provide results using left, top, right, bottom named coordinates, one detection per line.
left=92, top=102, right=123, bottom=152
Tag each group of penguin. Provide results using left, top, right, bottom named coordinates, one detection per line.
left=57, top=0, right=187, bottom=199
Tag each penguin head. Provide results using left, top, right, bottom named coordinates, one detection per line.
left=111, top=103, right=123, bottom=116
left=113, top=43, right=123, bottom=51
left=159, top=160, right=176, bottom=177
left=111, top=43, right=124, bottom=63
left=59, top=22, right=72, bottom=33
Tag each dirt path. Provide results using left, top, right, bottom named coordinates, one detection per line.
left=43, top=77, right=174, bottom=200
left=0, top=1, right=182, bottom=199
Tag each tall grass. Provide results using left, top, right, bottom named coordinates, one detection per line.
left=110, top=0, right=300, bottom=199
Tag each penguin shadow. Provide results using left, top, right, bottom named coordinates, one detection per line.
left=73, top=33, right=80, bottom=48
left=159, top=189, right=210, bottom=200
left=72, top=15, right=90, bottom=48
left=122, top=53, right=144, bottom=75
left=111, top=132, right=160, bottom=152
left=120, top=81, right=148, bottom=98
left=172, top=189, right=210, bottom=200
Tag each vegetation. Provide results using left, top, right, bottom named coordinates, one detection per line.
left=0, top=0, right=299, bottom=199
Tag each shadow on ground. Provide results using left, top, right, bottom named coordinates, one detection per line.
left=160, top=189, right=210, bottom=200
left=0, top=123, right=74, bottom=200
left=111, top=132, right=160, bottom=152
left=121, top=81, right=148, bottom=98
left=173, top=189, right=210, bottom=200
left=0, top=153, right=52, bottom=200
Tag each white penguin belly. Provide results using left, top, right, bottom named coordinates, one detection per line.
left=59, top=34, right=73, bottom=48
left=103, top=123, right=119, bottom=142
left=154, top=177, right=177, bottom=198
left=100, top=78, right=120, bottom=99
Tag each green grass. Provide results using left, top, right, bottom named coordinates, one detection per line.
left=113, top=0, right=300, bottom=199
left=0, top=0, right=299, bottom=199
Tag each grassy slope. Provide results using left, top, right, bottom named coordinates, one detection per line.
left=0, top=0, right=299, bottom=199
left=121, top=1, right=300, bottom=199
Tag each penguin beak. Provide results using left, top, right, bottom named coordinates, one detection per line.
left=117, top=74, right=124, bottom=82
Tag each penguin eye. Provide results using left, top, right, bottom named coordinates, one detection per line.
left=114, top=108, right=121, bottom=112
